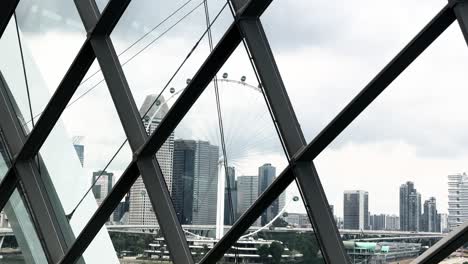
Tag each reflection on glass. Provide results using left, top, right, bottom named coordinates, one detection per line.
left=0, top=130, right=47, bottom=263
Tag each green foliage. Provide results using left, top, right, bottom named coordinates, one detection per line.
left=258, top=244, right=270, bottom=262
left=272, top=217, right=289, bottom=227
left=109, top=232, right=155, bottom=256
left=269, top=241, right=284, bottom=264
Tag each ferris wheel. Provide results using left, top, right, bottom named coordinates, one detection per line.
left=145, top=73, right=290, bottom=238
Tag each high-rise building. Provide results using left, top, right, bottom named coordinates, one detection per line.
left=224, top=166, right=237, bottom=225
left=258, top=163, right=278, bottom=225
left=448, top=173, right=468, bottom=231
left=422, top=197, right=438, bottom=232
left=192, top=141, right=219, bottom=225
left=343, top=190, right=369, bottom=230
left=72, top=136, right=84, bottom=167
left=400, top=181, right=421, bottom=231
left=369, top=214, right=386, bottom=230
left=92, top=170, right=116, bottom=222
left=171, top=139, right=219, bottom=225
left=172, top=140, right=196, bottom=225
left=128, top=95, right=174, bottom=225
left=92, top=170, right=114, bottom=206
left=439, top=213, right=449, bottom=233
left=237, top=175, right=258, bottom=216
left=385, top=215, right=400, bottom=230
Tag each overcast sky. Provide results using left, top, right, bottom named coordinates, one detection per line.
left=9, top=0, right=468, bottom=218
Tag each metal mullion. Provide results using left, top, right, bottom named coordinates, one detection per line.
left=412, top=221, right=468, bottom=263
left=0, top=0, right=19, bottom=38
left=411, top=2, right=468, bottom=263
left=229, top=9, right=349, bottom=263
left=58, top=162, right=140, bottom=264
left=0, top=73, right=79, bottom=263
left=295, top=4, right=455, bottom=162
left=73, top=0, right=194, bottom=263
left=201, top=4, right=455, bottom=263
left=0, top=170, right=18, bottom=212
left=60, top=0, right=273, bottom=261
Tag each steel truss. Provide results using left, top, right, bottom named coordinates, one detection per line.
left=0, top=0, right=466, bottom=263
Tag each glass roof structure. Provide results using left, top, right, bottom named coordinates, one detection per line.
left=0, top=0, right=468, bottom=263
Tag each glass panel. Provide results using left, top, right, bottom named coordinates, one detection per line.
left=34, top=62, right=132, bottom=262
left=313, top=22, right=468, bottom=263
left=0, top=125, right=47, bottom=263
left=110, top=0, right=233, bottom=126
left=261, top=0, right=444, bottom=143
left=231, top=181, right=325, bottom=264
left=14, top=0, right=87, bottom=125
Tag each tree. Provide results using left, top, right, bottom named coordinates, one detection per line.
left=269, top=241, right=284, bottom=264
left=273, top=218, right=289, bottom=227
left=258, top=244, right=270, bottom=263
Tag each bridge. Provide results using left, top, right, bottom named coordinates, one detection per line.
left=104, top=224, right=446, bottom=238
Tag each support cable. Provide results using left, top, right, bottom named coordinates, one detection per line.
left=14, top=12, right=42, bottom=175
left=67, top=2, right=229, bottom=219
left=22, top=0, right=203, bottom=127
left=203, top=1, right=239, bottom=262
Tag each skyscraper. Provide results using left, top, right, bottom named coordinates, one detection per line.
left=92, top=170, right=114, bottom=206
left=343, top=190, right=369, bottom=230
left=369, top=214, right=386, bottom=230
left=224, top=166, right=237, bottom=225
left=128, top=95, right=175, bottom=225
left=172, top=140, right=196, bottom=225
left=237, top=175, right=258, bottom=217
left=192, top=141, right=219, bottom=225
left=400, top=181, right=421, bottom=231
left=422, top=197, right=438, bottom=232
left=72, top=136, right=84, bottom=167
left=385, top=215, right=400, bottom=230
left=258, top=163, right=278, bottom=225
left=448, top=173, right=468, bottom=231
left=92, top=170, right=115, bottom=222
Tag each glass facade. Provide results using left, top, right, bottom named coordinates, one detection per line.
left=0, top=0, right=467, bottom=263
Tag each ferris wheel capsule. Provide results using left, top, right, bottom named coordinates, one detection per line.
left=222, top=73, right=228, bottom=79
left=170, top=87, right=175, bottom=93
left=241, top=76, right=246, bottom=82
left=186, top=78, right=191, bottom=84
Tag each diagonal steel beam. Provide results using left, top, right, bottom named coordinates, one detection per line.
left=17, top=0, right=129, bottom=161
left=412, top=221, right=468, bottom=263
left=0, top=0, right=19, bottom=38
left=0, top=168, right=18, bottom=217
left=201, top=4, right=455, bottom=263
left=62, top=0, right=194, bottom=263
left=201, top=1, right=349, bottom=262
left=412, top=2, right=468, bottom=263
left=295, top=4, right=455, bottom=163
left=59, top=0, right=272, bottom=261
left=0, top=72, right=78, bottom=263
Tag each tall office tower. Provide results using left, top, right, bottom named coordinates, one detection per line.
left=192, top=141, right=219, bottom=225
left=439, top=213, right=449, bottom=233
left=237, top=176, right=258, bottom=216
left=92, top=170, right=114, bottom=206
left=72, top=136, right=84, bottom=167
left=258, top=163, right=279, bottom=225
left=224, top=166, right=238, bottom=225
left=172, top=140, right=196, bottom=225
left=448, top=173, right=468, bottom=231
left=422, top=197, right=438, bottom=232
left=128, top=95, right=175, bottom=225
left=369, top=214, right=386, bottom=230
left=400, top=181, right=421, bottom=231
left=343, top=190, right=369, bottom=230
left=385, top=215, right=400, bottom=230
